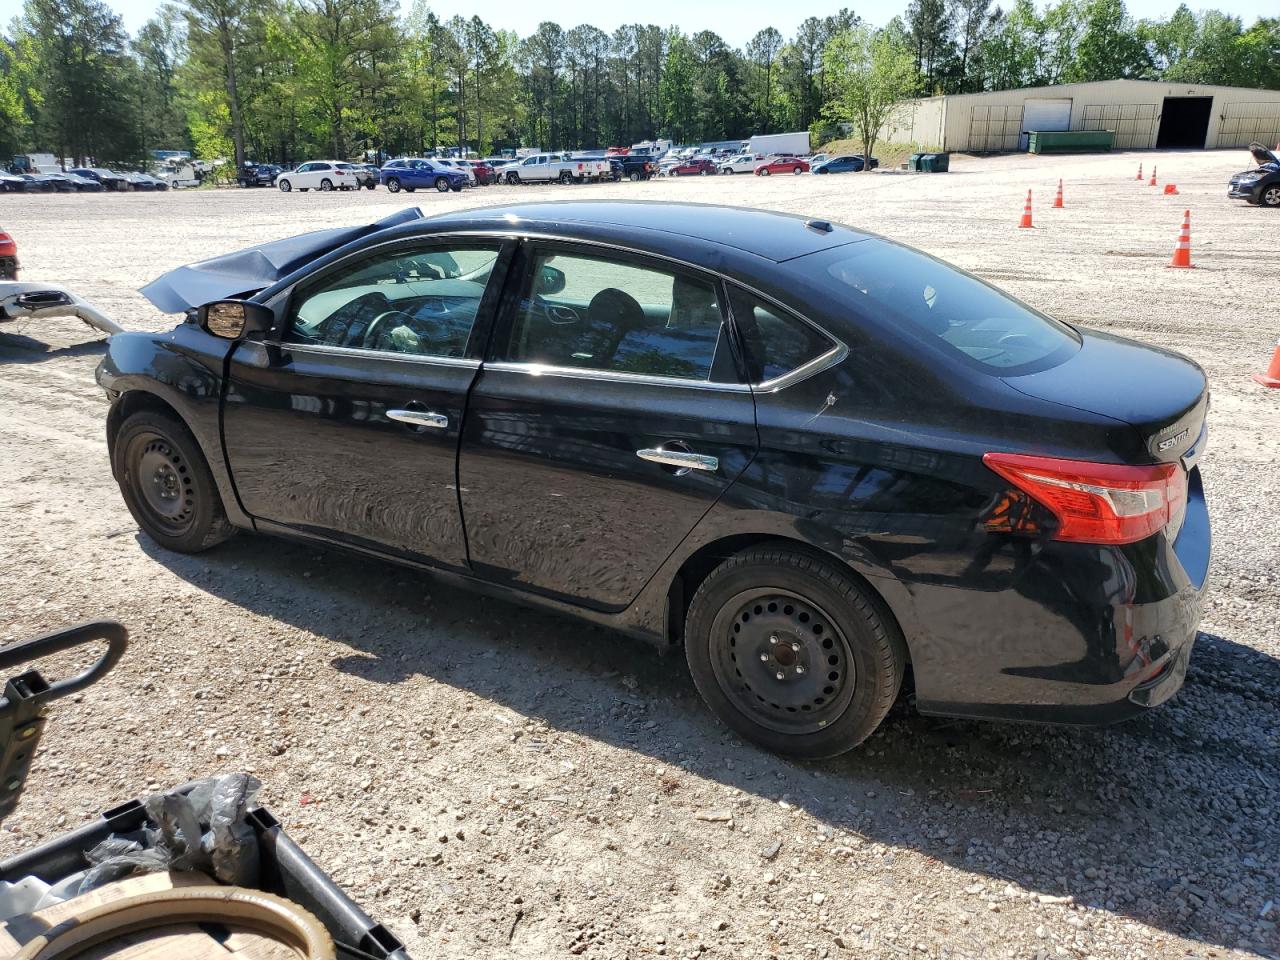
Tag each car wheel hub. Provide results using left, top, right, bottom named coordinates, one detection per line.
left=710, top=589, right=855, bottom=735
left=134, top=438, right=195, bottom=529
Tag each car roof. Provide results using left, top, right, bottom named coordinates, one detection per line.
left=405, top=201, right=870, bottom=263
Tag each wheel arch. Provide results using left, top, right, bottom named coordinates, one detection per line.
left=663, top=532, right=913, bottom=668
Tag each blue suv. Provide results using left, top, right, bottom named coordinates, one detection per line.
left=380, top=158, right=466, bottom=194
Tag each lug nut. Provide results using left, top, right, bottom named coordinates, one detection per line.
left=759, top=652, right=769, bottom=662
left=790, top=642, right=801, bottom=652
left=795, top=665, right=806, bottom=675
left=775, top=671, right=785, bottom=681
left=769, top=634, right=779, bottom=645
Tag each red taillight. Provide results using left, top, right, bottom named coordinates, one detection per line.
left=0, top=231, right=15, bottom=257
left=982, top=452, right=1187, bottom=545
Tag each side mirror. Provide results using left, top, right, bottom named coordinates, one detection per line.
left=197, top=299, right=274, bottom=341
left=536, top=265, right=566, bottom=296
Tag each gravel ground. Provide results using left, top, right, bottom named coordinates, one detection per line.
left=0, top=149, right=1277, bottom=960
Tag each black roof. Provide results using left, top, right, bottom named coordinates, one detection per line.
left=407, top=201, right=870, bottom=263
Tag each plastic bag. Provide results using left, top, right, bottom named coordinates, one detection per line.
left=77, top=774, right=261, bottom=894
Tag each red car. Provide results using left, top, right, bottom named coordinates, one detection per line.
left=0, top=228, right=17, bottom=280
left=467, top=160, right=495, bottom=185
left=667, top=158, right=718, bottom=177
left=755, top=157, right=810, bottom=176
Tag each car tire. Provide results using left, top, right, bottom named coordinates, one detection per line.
left=760, top=168, right=770, bottom=176
left=112, top=410, right=236, bottom=554
left=1262, top=185, right=1280, bottom=208
left=559, top=171, right=573, bottom=184
left=628, top=172, right=640, bottom=182
left=684, top=545, right=906, bottom=759
left=700, top=168, right=709, bottom=175
left=435, top=177, right=450, bottom=192
left=320, top=178, right=333, bottom=191
left=277, top=179, right=290, bottom=192
left=723, top=168, right=734, bottom=174
left=793, top=166, right=803, bottom=175
left=450, top=183, right=463, bottom=192
left=386, top=177, right=401, bottom=193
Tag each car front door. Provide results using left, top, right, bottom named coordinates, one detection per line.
left=457, top=242, right=759, bottom=610
left=221, top=236, right=514, bottom=569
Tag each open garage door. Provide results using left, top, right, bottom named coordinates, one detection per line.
left=1020, top=98, right=1072, bottom=150
left=1157, top=97, right=1212, bottom=148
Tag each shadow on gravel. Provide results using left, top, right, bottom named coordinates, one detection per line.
left=144, top=534, right=1280, bottom=957
left=0, top=330, right=109, bottom=363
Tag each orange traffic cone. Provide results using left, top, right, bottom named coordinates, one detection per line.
left=1148, top=166, right=1158, bottom=186
left=1168, top=210, right=1193, bottom=269
left=1253, top=339, right=1280, bottom=388
left=1053, top=179, right=1064, bottom=208
left=1136, top=162, right=1143, bottom=181
left=1019, top=189, right=1034, bottom=228
left=1164, top=183, right=1179, bottom=195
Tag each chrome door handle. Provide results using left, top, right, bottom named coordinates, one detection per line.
left=637, top=448, right=719, bottom=472
left=387, top=409, right=448, bottom=429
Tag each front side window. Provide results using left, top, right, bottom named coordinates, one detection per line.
left=287, top=243, right=502, bottom=358
left=497, top=250, right=731, bottom=382
left=730, top=288, right=835, bottom=384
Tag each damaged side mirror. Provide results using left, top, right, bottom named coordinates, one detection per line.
left=198, top=299, right=274, bottom=341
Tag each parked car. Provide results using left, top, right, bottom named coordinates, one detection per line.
left=136, top=172, right=170, bottom=190
left=808, top=153, right=829, bottom=165
left=98, top=202, right=1210, bottom=759
left=0, top=228, right=17, bottom=280
left=118, top=171, right=157, bottom=191
left=0, top=171, right=34, bottom=193
left=1228, top=142, right=1280, bottom=207
left=379, top=158, right=467, bottom=193
left=812, top=155, right=879, bottom=174
left=755, top=156, right=810, bottom=176
left=275, top=161, right=359, bottom=193
left=69, top=168, right=131, bottom=191
left=615, top=155, right=656, bottom=181
left=237, top=163, right=281, bottom=188
left=346, top=163, right=380, bottom=190
left=666, top=158, right=718, bottom=177
left=63, top=171, right=105, bottom=191
left=718, top=153, right=765, bottom=174
left=485, top=158, right=513, bottom=180
left=454, top=160, right=493, bottom=185
left=18, top=174, right=59, bottom=193
left=434, top=159, right=476, bottom=185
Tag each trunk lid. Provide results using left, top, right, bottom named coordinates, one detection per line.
left=1002, top=328, right=1207, bottom=465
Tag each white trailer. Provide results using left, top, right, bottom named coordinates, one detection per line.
left=745, top=131, right=811, bottom=157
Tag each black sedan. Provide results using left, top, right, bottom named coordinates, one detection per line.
left=69, top=168, right=130, bottom=191
left=1228, top=142, right=1280, bottom=207
left=96, top=202, right=1210, bottom=758
left=813, top=155, right=879, bottom=174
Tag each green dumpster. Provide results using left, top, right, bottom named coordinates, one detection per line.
left=920, top=152, right=950, bottom=172
left=1027, top=130, right=1115, bottom=154
left=908, top=152, right=925, bottom=171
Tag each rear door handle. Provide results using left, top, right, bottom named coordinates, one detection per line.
left=387, top=409, right=449, bottom=429
left=637, top=448, right=719, bottom=472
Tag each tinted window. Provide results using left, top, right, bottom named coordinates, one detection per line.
left=499, top=251, right=729, bottom=382
left=805, top=240, right=1080, bottom=372
left=730, top=288, right=835, bottom=383
left=288, top=243, right=501, bottom=358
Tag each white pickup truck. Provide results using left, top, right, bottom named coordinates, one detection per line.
left=504, top=153, right=608, bottom=184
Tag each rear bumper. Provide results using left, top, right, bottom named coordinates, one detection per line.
left=909, top=471, right=1210, bottom=725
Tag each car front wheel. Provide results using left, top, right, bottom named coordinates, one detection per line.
left=278, top=179, right=291, bottom=192
left=1262, top=185, right=1280, bottom=207
left=386, top=177, right=401, bottom=193
left=684, top=545, right=906, bottom=759
left=113, top=410, right=235, bottom=554
left=759, top=168, right=770, bottom=176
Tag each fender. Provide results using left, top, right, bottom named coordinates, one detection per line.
left=95, top=325, right=252, bottom=529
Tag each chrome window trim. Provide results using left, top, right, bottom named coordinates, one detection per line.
left=275, top=341, right=481, bottom=369
left=483, top=361, right=751, bottom=393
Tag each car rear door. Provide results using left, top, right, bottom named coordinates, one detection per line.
left=221, top=236, right=514, bottom=569
left=457, top=241, right=759, bottom=611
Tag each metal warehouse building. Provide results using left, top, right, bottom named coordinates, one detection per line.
left=885, top=79, right=1280, bottom=152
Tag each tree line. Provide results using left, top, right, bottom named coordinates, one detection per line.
left=1, top=0, right=1277, bottom=169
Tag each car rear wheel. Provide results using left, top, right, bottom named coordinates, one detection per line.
left=278, top=179, right=291, bottom=192
left=113, top=410, right=235, bottom=554
left=559, top=171, right=573, bottom=184
left=700, top=168, right=709, bottom=175
left=1262, top=185, right=1280, bottom=207
left=435, top=177, right=450, bottom=192
left=685, top=545, right=906, bottom=758
left=628, top=172, right=640, bottom=182
left=320, top=178, right=333, bottom=192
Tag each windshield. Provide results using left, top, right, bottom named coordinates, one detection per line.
left=799, top=239, right=1080, bottom=374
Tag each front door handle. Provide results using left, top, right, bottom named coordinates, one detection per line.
left=637, top=448, right=719, bottom=472
left=387, top=409, right=449, bottom=429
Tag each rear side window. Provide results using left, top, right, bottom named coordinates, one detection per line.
left=808, top=239, right=1079, bottom=373
left=729, top=288, right=835, bottom=384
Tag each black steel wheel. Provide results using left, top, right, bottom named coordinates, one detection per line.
left=685, top=545, right=905, bottom=758
left=113, top=410, right=235, bottom=553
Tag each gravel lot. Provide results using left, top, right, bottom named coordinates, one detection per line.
left=0, top=149, right=1277, bottom=960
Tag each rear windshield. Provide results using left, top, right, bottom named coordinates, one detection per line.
left=801, top=240, right=1080, bottom=373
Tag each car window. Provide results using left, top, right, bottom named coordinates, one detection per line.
left=804, top=239, right=1080, bottom=373
left=729, top=288, right=836, bottom=384
left=498, top=250, right=731, bottom=382
left=287, top=243, right=502, bottom=358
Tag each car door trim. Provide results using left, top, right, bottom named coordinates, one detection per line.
left=273, top=342, right=482, bottom=368
left=482, top=361, right=751, bottom=392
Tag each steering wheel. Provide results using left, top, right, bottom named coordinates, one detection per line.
left=364, top=309, right=447, bottom=353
